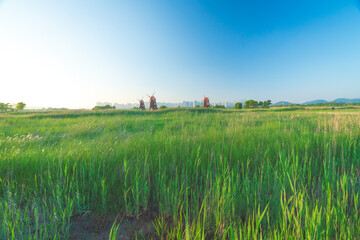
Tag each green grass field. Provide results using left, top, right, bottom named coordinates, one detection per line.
left=1, top=108, right=360, bottom=239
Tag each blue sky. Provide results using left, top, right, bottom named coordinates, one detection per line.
left=0, top=0, right=359, bottom=108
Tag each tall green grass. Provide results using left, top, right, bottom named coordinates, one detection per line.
left=1, top=109, right=360, bottom=239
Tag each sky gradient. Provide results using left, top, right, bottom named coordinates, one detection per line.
left=1, top=0, right=360, bottom=108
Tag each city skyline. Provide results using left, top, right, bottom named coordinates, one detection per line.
left=1, top=1, right=360, bottom=109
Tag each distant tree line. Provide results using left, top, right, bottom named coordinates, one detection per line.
left=0, top=102, right=26, bottom=112
left=133, top=105, right=167, bottom=110
left=232, top=100, right=272, bottom=109
left=213, top=104, right=225, bottom=109
left=91, top=99, right=360, bottom=111
left=92, top=105, right=115, bottom=110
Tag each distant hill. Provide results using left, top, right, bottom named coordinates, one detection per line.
left=303, top=99, right=328, bottom=105
left=274, top=98, right=360, bottom=106
left=333, top=98, right=360, bottom=104
left=274, top=101, right=293, bottom=106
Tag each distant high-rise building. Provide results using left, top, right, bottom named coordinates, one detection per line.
left=182, top=101, right=193, bottom=108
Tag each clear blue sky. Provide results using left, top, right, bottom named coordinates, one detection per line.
left=1, top=0, right=359, bottom=108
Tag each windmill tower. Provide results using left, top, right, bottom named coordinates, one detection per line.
left=203, top=96, right=210, bottom=108
left=138, top=98, right=145, bottom=110
left=149, top=93, right=158, bottom=110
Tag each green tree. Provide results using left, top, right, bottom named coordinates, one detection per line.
left=0, top=103, right=6, bottom=112
left=264, top=100, right=272, bottom=108
left=0, top=103, right=12, bottom=112
left=244, top=100, right=258, bottom=108
left=16, top=102, right=26, bottom=111
left=234, top=102, right=242, bottom=109
left=159, top=105, right=167, bottom=109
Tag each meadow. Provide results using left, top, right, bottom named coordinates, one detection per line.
left=1, top=108, right=360, bottom=239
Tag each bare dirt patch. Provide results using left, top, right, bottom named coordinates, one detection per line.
left=69, top=212, right=156, bottom=240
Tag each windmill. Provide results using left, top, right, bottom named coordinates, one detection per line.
left=203, top=96, right=210, bottom=108
left=148, top=93, right=158, bottom=110
left=138, top=97, right=145, bottom=110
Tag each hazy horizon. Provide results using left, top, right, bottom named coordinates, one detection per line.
left=1, top=0, right=360, bottom=109
left=22, top=96, right=360, bottom=110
